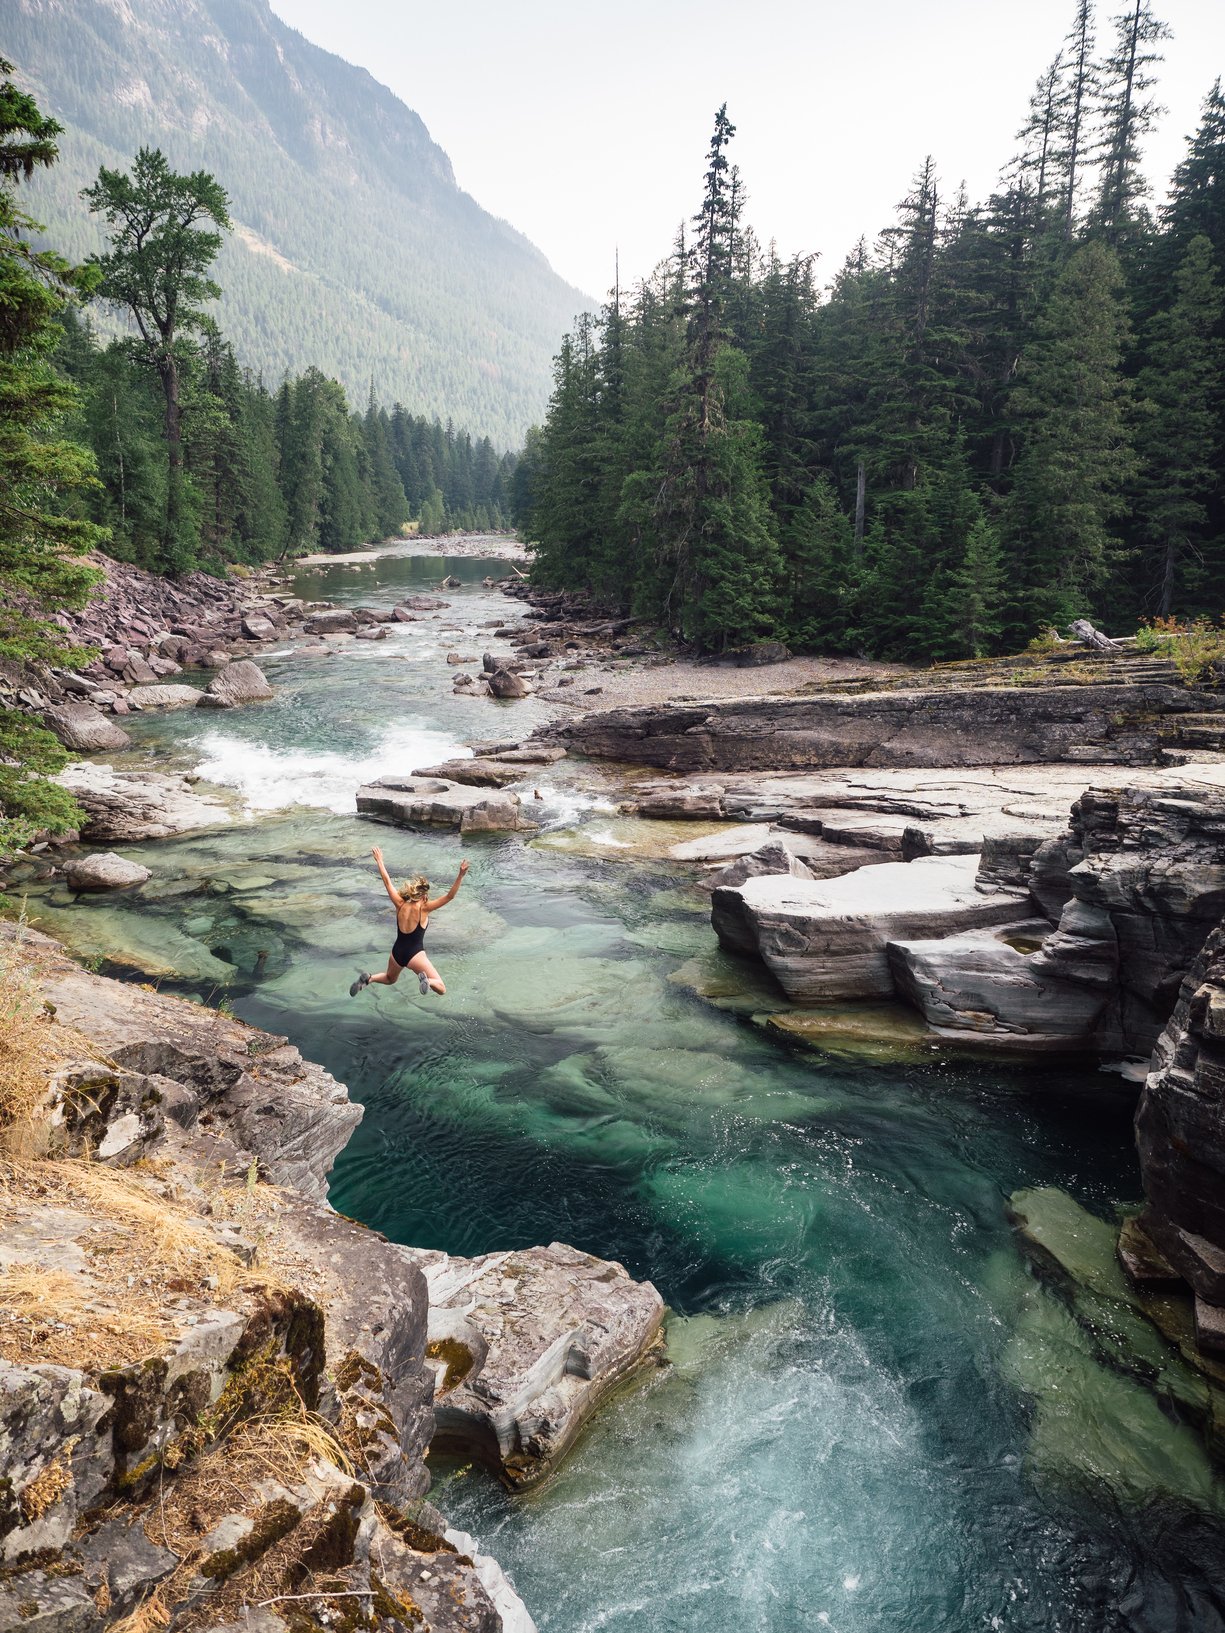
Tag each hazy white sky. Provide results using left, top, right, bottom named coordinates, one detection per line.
left=269, top=0, right=1225, bottom=304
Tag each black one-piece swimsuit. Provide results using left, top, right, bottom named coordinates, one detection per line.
left=392, top=919, right=426, bottom=967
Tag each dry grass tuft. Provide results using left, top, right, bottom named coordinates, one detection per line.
left=0, top=928, right=105, bottom=1169
left=0, top=1162, right=265, bottom=1369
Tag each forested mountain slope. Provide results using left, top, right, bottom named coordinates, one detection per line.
left=4, top=0, right=590, bottom=446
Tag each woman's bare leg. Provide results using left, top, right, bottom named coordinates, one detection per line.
left=408, top=951, right=445, bottom=995
left=369, top=954, right=402, bottom=987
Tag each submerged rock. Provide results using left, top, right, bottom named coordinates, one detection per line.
left=60, top=852, right=151, bottom=892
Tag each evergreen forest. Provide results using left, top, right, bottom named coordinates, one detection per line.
left=517, top=2, right=1225, bottom=660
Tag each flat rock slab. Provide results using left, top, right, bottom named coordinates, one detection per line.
left=406, top=1241, right=665, bottom=1488
left=413, top=758, right=526, bottom=789
left=127, top=683, right=206, bottom=710
left=713, top=853, right=1031, bottom=1000
left=357, top=776, right=532, bottom=833
left=547, top=683, right=1225, bottom=774
left=56, top=763, right=230, bottom=841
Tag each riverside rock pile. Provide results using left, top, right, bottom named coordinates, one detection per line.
left=3, top=552, right=465, bottom=761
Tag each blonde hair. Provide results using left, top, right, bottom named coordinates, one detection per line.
left=401, top=873, right=430, bottom=900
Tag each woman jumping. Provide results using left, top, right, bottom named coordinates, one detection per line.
left=350, top=847, right=469, bottom=998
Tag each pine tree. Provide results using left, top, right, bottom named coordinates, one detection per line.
left=1132, top=235, right=1224, bottom=614
left=1004, top=240, right=1135, bottom=631
left=939, top=515, right=1007, bottom=656
left=83, top=149, right=231, bottom=570
left=1093, top=0, right=1170, bottom=246
left=0, top=58, right=106, bottom=852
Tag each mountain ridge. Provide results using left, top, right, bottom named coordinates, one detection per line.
left=5, top=0, right=592, bottom=446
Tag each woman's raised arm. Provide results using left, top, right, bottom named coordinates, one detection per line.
left=427, top=859, right=469, bottom=913
left=371, top=846, right=403, bottom=905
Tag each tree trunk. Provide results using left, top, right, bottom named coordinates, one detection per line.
left=156, top=353, right=184, bottom=548
left=854, top=461, right=866, bottom=555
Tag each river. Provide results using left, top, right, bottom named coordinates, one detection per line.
left=17, top=547, right=1225, bottom=1631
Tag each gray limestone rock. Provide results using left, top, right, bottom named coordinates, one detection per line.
left=357, top=776, right=532, bottom=834
left=203, top=658, right=274, bottom=707
left=1135, top=916, right=1225, bottom=1306
left=40, top=704, right=131, bottom=753
left=707, top=840, right=814, bottom=890
left=127, top=683, right=206, bottom=709
left=546, top=683, right=1224, bottom=774
left=303, top=607, right=359, bottom=634
left=60, top=852, right=151, bottom=891
left=55, top=763, right=229, bottom=842
left=412, top=757, right=525, bottom=788
left=0, top=1363, right=113, bottom=1564
left=8, top=925, right=359, bottom=1198
left=407, top=1240, right=665, bottom=1489
left=712, top=853, right=1031, bottom=1001
left=887, top=921, right=1106, bottom=1048
left=487, top=667, right=532, bottom=699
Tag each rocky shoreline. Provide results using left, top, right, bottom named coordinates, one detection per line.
left=0, top=925, right=664, bottom=1632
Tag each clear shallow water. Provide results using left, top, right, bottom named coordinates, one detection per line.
left=18, top=551, right=1225, bottom=1631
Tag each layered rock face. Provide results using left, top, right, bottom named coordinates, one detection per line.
left=547, top=684, right=1224, bottom=774
left=1028, top=787, right=1225, bottom=1054
left=1134, top=921, right=1225, bottom=1346
left=712, top=783, right=1225, bottom=1058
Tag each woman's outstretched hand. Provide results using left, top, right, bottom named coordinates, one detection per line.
left=458, top=859, right=469, bottom=875
left=371, top=846, right=384, bottom=864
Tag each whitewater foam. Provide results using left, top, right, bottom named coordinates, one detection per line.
left=191, top=722, right=469, bottom=814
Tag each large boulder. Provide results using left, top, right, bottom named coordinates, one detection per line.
left=711, top=853, right=1031, bottom=1000
left=203, top=658, right=274, bottom=708
left=61, top=852, right=151, bottom=892
left=408, top=1240, right=665, bottom=1489
left=40, top=704, right=131, bottom=753
left=357, top=776, right=531, bottom=834
left=488, top=667, right=532, bottom=699
left=240, top=612, right=276, bottom=641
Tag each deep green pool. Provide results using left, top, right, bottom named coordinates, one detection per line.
left=18, top=549, right=1225, bottom=1631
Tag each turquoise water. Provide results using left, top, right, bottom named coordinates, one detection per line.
left=19, top=550, right=1225, bottom=1631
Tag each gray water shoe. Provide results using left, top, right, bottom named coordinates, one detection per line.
left=350, top=971, right=371, bottom=996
